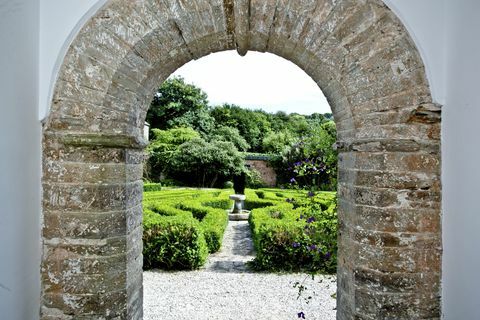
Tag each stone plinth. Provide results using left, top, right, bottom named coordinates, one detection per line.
left=228, top=194, right=249, bottom=221
left=229, top=194, right=246, bottom=213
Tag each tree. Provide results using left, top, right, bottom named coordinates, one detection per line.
left=210, top=104, right=272, bottom=152
left=262, top=130, right=295, bottom=154
left=146, top=77, right=212, bottom=133
left=209, top=126, right=250, bottom=151
left=169, top=138, right=245, bottom=188
left=146, top=127, right=200, bottom=181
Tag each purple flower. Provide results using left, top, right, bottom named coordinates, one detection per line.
left=308, top=244, right=317, bottom=251
left=298, top=311, right=306, bottom=319
left=325, top=252, right=331, bottom=259
left=292, top=242, right=300, bottom=248
left=307, top=191, right=315, bottom=197
left=307, top=217, right=315, bottom=223
left=290, top=177, right=297, bottom=183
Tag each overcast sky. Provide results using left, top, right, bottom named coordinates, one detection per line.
left=169, top=51, right=331, bottom=115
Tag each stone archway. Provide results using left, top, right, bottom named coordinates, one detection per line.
left=41, top=1, right=441, bottom=319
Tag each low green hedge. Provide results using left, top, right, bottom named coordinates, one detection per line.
left=142, top=190, right=229, bottom=270
left=249, top=193, right=337, bottom=273
left=249, top=203, right=313, bottom=271
left=143, top=182, right=162, bottom=192
left=143, top=208, right=208, bottom=270
left=177, top=201, right=228, bottom=253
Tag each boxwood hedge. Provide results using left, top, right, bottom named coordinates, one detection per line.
left=143, top=208, right=208, bottom=270
left=248, top=191, right=337, bottom=273
left=142, top=190, right=229, bottom=270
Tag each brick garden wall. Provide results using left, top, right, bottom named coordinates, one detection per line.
left=245, top=159, right=277, bottom=187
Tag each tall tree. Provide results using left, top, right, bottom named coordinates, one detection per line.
left=146, top=127, right=200, bottom=181
left=211, top=104, right=271, bottom=151
left=146, top=77, right=213, bottom=134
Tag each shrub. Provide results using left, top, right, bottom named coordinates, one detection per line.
left=142, top=189, right=229, bottom=271
left=244, top=199, right=275, bottom=211
left=249, top=192, right=337, bottom=273
left=223, top=181, right=234, bottom=189
left=201, top=199, right=232, bottom=210
left=143, top=208, right=208, bottom=270
left=142, top=187, right=329, bottom=272
left=246, top=168, right=267, bottom=189
left=146, top=202, right=189, bottom=217
left=255, top=190, right=265, bottom=199
left=177, top=201, right=228, bottom=253
left=144, top=182, right=162, bottom=192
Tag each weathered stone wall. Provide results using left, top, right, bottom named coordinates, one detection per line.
left=42, top=0, right=442, bottom=319
left=245, top=159, right=277, bottom=187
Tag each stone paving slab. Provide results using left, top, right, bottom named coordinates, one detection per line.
left=203, top=221, right=255, bottom=272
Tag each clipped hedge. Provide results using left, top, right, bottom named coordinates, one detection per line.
left=143, top=208, right=208, bottom=270
left=143, top=182, right=162, bottom=192
left=142, top=189, right=229, bottom=270
left=177, top=201, right=228, bottom=253
left=249, top=192, right=337, bottom=273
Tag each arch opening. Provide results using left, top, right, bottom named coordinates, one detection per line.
left=41, top=1, right=441, bottom=319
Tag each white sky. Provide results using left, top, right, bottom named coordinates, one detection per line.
left=169, top=51, right=332, bottom=115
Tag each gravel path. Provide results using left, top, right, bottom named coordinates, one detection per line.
left=143, top=221, right=337, bottom=319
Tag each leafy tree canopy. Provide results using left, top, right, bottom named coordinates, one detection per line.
left=146, top=76, right=210, bottom=131
left=169, top=138, right=245, bottom=188
left=210, top=104, right=272, bottom=152
left=209, top=126, right=250, bottom=152
left=146, top=127, right=200, bottom=181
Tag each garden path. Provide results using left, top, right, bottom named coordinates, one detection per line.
left=203, top=220, right=255, bottom=272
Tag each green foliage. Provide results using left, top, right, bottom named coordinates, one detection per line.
left=248, top=191, right=337, bottom=273
left=201, top=199, right=232, bottom=210
left=210, top=126, right=250, bottom=151
left=143, top=190, right=230, bottom=270
left=177, top=201, right=228, bottom=253
left=146, top=77, right=212, bottom=134
left=145, top=77, right=337, bottom=191
left=255, top=190, right=265, bottom=199
left=143, top=182, right=162, bottom=192
left=223, top=181, right=234, bottom=189
left=149, top=127, right=200, bottom=149
left=245, top=168, right=267, bottom=189
left=210, top=104, right=272, bottom=151
left=143, top=187, right=337, bottom=273
left=143, top=208, right=208, bottom=270
left=262, top=130, right=295, bottom=154
left=273, top=121, right=338, bottom=191
left=169, top=138, right=245, bottom=188
left=146, top=127, right=200, bottom=181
